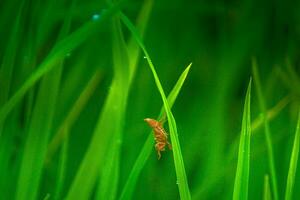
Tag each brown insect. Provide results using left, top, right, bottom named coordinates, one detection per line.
left=144, top=118, right=172, bottom=159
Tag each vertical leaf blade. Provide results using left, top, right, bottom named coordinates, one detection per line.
left=233, top=79, right=251, bottom=200
left=284, top=110, right=300, bottom=200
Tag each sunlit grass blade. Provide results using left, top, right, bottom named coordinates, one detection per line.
left=264, top=175, right=272, bottom=200
left=96, top=1, right=153, bottom=199
left=0, top=4, right=118, bottom=125
left=95, top=15, right=130, bottom=200
left=120, top=12, right=191, bottom=200
left=233, top=79, right=251, bottom=200
left=284, top=109, right=300, bottom=200
left=120, top=63, right=192, bottom=200
left=252, top=59, right=279, bottom=200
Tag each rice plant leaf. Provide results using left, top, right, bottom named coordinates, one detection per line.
left=0, top=4, right=118, bottom=125
left=120, top=12, right=191, bottom=200
left=284, top=109, right=300, bottom=200
left=120, top=63, right=191, bottom=200
left=252, top=59, right=279, bottom=200
left=95, top=15, right=129, bottom=200
left=233, top=79, right=251, bottom=200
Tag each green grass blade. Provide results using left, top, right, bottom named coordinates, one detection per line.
left=284, top=109, right=300, bottom=200
left=120, top=64, right=191, bottom=200
left=252, top=59, right=279, bottom=200
left=264, top=175, right=272, bottom=200
left=96, top=1, right=153, bottom=198
left=95, top=15, right=129, bottom=200
left=120, top=12, right=191, bottom=200
left=0, top=4, right=118, bottom=125
left=233, top=79, right=252, bottom=200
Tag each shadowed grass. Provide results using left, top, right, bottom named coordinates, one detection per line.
left=284, top=109, right=300, bottom=200
left=15, top=1, right=75, bottom=199
left=233, top=79, right=251, bottom=200
left=252, top=59, right=279, bottom=200
left=120, top=12, right=191, bottom=200
left=0, top=4, right=119, bottom=125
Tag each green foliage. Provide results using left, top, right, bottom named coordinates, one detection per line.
left=0, top=0, right=300, bottom=200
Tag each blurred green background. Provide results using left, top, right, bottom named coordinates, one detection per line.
left=0, top=0, right=300, bottom=199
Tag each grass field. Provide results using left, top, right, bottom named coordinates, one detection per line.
left=0, top=0, right=300, bottom=199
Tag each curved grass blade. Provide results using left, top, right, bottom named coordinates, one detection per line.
left=233, top=79, right=251, bottom=200
left=120, top=64, right=191, bottom=200
left=252, top=59, right=279, bottom=200
left=120, top=12, right=191, bottom=200
left=284, top=109, right=300, bottom=200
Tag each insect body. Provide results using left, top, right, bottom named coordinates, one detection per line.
left=144, top=118, right=172, bottom=159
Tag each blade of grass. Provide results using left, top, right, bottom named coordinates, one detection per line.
left=120, top=12, right=191, bottom=200
left=233, top=79, right=251, bottom=200
left=252, top=59, right=279, bottom=200
left=284, top=109, right=300, bottom=200
left=120, top=64, right=192, bottom=200
left=264, top=175, right=272, bottom=200
left=95, top=15, right=130, bottom=200
left=0, top=3, right=119, bottom=125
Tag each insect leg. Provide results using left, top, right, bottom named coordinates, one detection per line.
left=157, top=150, right=161, bottom=160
